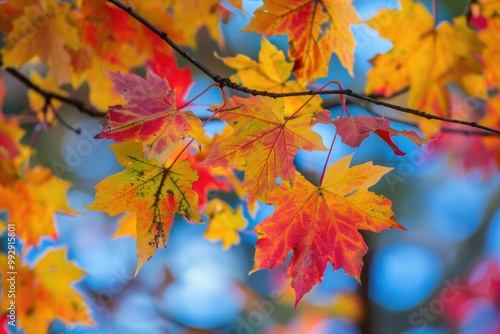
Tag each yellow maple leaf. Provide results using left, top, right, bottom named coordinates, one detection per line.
left=366, top=0, right=484, bottom=134
left=171, top=0, right=224, bottom=47
left=218, top=37, right=323, bottom=117
left=244, top=0, right=361, bottom=83
left=0, top=166, right=78, bottom=253
left=86, top=141, right=203, bottom=273
left=112, top=212, right=137, bottom=239
left=0, top=248, right=92, bottom=334
left=478, top=18, right=500, bottom=164
left=204, top=199, right=248, bottom=249
left=2, top=0, right=80, bottom=85
left=480, top=18, right=500, bottom=101
left=135, top=0, right=229, bottom=48
left=478, top=0, right=500, bottom=17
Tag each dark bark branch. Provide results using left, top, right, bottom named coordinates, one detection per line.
left=3, top=67, right=106, bottom=117
left=108, top=0, right=500, bottom=136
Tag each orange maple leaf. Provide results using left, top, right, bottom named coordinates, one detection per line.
left=0, top=248, right=92, bottom=333
left=252, top=154, right=405, bottom=306
left=0, top=112, right=25, bottom=186
left=95, top=70, right=204, bottom=163
left=365, top=0, right=485, bottom=134
left=0, top=0, right=38, bottom=32
left=2, top=0, right=80, bottom=85
left=479, top=17, right=500, bottom=167
left=202, top=95, right=326, bottom=204
left=70, top=0, right=144, bottom=109
left=217, top=37, right=323, bottom=117
left=86, top=141, right=202, bottom=272
left=0, top=167, right=78, bottom=253
left=244, top=0, right=361, bottom=83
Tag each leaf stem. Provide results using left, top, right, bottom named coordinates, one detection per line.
left=433, top=0, right=438, bottom=26
left=319, top=106, right=348, bottom=187
left=49, top=104, right=81, bottom=134
left=178, top=83, right=221, bottom=110
left=166, top=85, right=228, bottom=170
left=289, top=80, right=349, bottom=119
left=25, top=123, right=42, bottom=173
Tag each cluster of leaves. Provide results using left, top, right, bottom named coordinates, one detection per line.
left=1, top=0, right=500, bottom=332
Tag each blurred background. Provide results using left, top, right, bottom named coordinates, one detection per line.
left=2, top=0, right=500, bottom=333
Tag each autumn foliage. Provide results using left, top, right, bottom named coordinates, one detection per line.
left=1, top=0, right=500, bottom=333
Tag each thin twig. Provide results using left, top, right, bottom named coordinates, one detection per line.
left=357, top=101, right=499, bottom=136
left=107, top=0, right=500, bottom=136
left=433, top=0, right=438, bottom=25
left=3, top=67, right=106, bottom=117
left=49, top=103, right=82, bottom=134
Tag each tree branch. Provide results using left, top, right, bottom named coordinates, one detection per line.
left=3, top=67, right=106, bottom=117
left=108, top=0, right=500, bottom=136
left=354, top=100, right=500, bottom=136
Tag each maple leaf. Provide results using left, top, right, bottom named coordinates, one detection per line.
left=0, top=166, right=78, bottom=253
left=202, top=95, right=326, bottom=204
left=86, top=141, right=202, bottom=272
left=480, top=17, right=500, bottom=103
left=95, top=70, right=204, bottom=163
left=365, top=0, right=484, bottom=134
left=147, top=50, right=194, bottom=107
left=218, top=37, right=323, bottom=117
left=76, top=0, right=139, bottom=57
left=478, top=0, right=500, bottom=17
left=0, top=0, right=38, bottom=33
left=0, top=109, right=25, bottom=186
left=244, top=0, right=361, bottom=83
left=0, top=248, right=92, bottom=333
left=204, top=199, right=248, bottom=249
left=127, top=0, right=190, bottom=47
left=112, top=212, right=137, bottom=239
left=70, top=0, right=144, bottom=110
left=189, top=137, right=232, bottom=208
left=118, top=1, right=194, bottom=107
left=330, top=115, right=429, bottom=156
left=130, top=0, right=231, bottom=47
left=170, top=0, right=226, bottom=47
left=2, top=0, right=80, bottom=85
left=252, top=154, right=405, bottom=306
